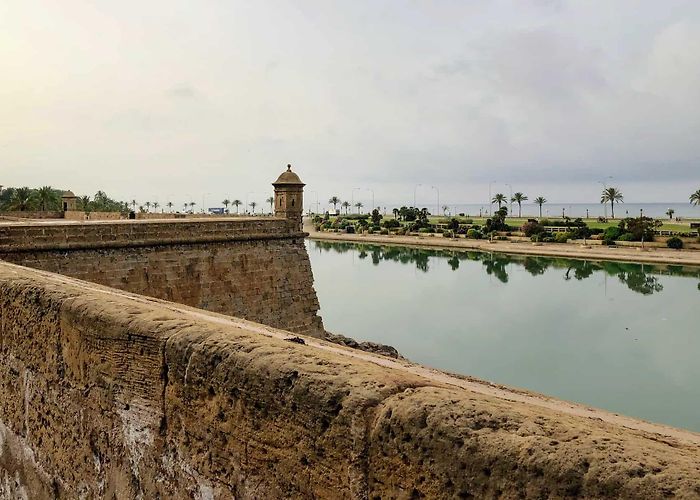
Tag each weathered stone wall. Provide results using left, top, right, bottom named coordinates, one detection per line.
left=0, top=211, right=63, bottom=220
left=0, top=219, right=323, bottom=336
left=0, top=262, right=699, bottom=499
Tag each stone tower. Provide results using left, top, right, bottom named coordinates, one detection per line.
left=272, top=164, right=305, bottom=231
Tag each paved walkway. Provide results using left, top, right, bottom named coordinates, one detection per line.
left=307, top=227, right=700, bottom=266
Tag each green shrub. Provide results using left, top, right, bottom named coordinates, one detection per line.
left=418, top=227, right=433, bottom=234
left=466, top=229, right=480, bottom=239
left=382, top=219, right=401, bottom=229
left=617, top=233, right=634, bottom=242
left=667, top=237, right=683, bottom=249
left=554, top=232, right=571, bottom=243
left=380, top=228, right=389, bottom=235
left=542, top=236, right=556, bottom=243
left=603, top=226, right=622, bottom=241
left=521, top=221, right=545, bottom=237
left=442, top=230, right=453, bottom=238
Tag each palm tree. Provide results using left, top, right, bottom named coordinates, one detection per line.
left=511, top=192, right=528, bottom=217
left=232, top=199, right=242, bottom=214
left=79, top=196, right=91, bottom=213
left=392, top=207, right=399, bottom=219
left=222, top=199, right=231, bottom=213
left=249, top=201, right=257, bottom=214
left=600, top=187, right=623, bottom=219
left=492, top=193, right=506, bottom=209
left=690, top=189, right=700, bottom=206
left=167, top=201, right=173, bottom=212
left=9, top=187, right=34, bottom=211
left=342, top=201, right=351, bottom=214
left=266, top=196, right=274, bottom=214
left=442, top=205, right=450, bottom=216
left=189, top=201, right=196, bottom=213
left=534, top=197, right=547, bottom=218
left=37, top=186, right=57, bottom=211
left=145, top=201, right=152, bottom=213
left=354, top=201, right=363, bottom=214
left=153, top=201, right=160, bottom=213
left=329, top=196, right=340, bottom=213
left=666, top=208, right=675, bottom=220
left=131, top=200, right=137, bottom=211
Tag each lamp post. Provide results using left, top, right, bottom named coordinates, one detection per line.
left=488, top=180, right=497, bottom=216
left=505, top=183, right=513, bottom=218
left=413, top=183, right=422, bottom=208
left=309, top=190, right=320, bottom=214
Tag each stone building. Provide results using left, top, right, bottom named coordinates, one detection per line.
left=273, top=164, right=305, bottom=231
left=61, top=190, right=78, bottom=212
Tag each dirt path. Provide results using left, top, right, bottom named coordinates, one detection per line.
left=307, top=227, right=700, bottom=266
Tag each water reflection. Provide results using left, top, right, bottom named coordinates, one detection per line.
left=311, top=241, right=700, bottom=295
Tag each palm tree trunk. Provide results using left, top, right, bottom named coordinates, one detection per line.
left=611, top=201, right=614, bottom=219
left=539, top=205, right=542, bottom=217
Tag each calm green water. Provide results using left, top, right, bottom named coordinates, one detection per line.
left=307, top=240, right=700, bottom=432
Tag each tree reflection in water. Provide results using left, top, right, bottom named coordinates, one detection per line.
left=312, top=240, right=700, bottom=295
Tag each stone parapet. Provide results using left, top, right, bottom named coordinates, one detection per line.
left=0, top=262, right=698, bottom=498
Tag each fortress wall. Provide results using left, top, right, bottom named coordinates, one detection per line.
left=0, top=219, right=323, bottom=337
left=0, top=262, right=699, bottom=499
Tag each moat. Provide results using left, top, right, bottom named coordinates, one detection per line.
left=308, top=240, right=700, bottom=432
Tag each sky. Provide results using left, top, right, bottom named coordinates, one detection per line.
left=1, top=0, right=700, bottom=211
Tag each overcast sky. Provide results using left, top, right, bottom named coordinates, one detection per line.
left=2, top=0, right=700, bottom=210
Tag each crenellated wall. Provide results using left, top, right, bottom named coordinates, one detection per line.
left=0, top=262, right=699, bottom=499
left=0, top=218, right=323, bottom=336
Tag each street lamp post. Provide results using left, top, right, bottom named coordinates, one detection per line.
left=365, top=188, right=375, bottom=212
left=351, top=187, right=361, bottom=214
left=413, top=184, right=422, bottom=208
left=505, top=183, right=513, bottom=218
left=488, top=180, right=497, bottom=216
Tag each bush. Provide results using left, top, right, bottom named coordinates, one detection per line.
left=617, top=233, right=634, bottom=242
left=603, top=226, right=622, bottom=241
left=466, top=229, right=480, bottom=239
left=667, top=237, right=683, bottom=249
left=382, top=218, right=401, bottom=229
left=345, top=226, right=355, bottom=234
left=521, top=221, right=545, bottom=237
left=418, top=227, right=433, bottom=234
left=380, top=228, right=389, bottom=235
left=442, top=230, right=453, bottom=238
left=554, top=232, right=571, bottom=243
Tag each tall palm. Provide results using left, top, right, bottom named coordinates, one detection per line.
left=249, top=201, right=257, bottom=214
left=145, top=201, right=152, bottom=213
left=37, top=186, right=57, bottom=211
left=392, top=207, right=399, bottom=219
left=9, top=187, right=34, bottom=211
left=690, top=189, right=700, bottom=206
left=354, top=201, right=363, bottom=214
left=329, top=196, right=341, bottom=213
left=511, top=192, right=528, bottom=217
left=342, top=201, right=351, bottom=214
left=492, top=193, right=506, bottom=209
left=153, top=201, right=160, bottom=213
left=189, top=202, right=196, bottom=213
left=222, top=199, right=231, bottom=213
left=666, top=208, right=675, bottom=220
left=600, top=187, right=623, bottom=219
left=266, top=196, right=274, bottom=214
left=167, top=201, right=173, bottom=212
left=534, top=197, right=547, bottom=218
left=131, top=200, right=137, bottom=211
left=232, top=199, right=242, bottom=214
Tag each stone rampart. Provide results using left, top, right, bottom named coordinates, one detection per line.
left=0, top=218, right=323, bottom=336
left=0, top=211, right=63, bottom=220
left=0, top=262, right=698, bottom=498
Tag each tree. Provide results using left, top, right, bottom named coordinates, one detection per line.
left=442, top=205, right=450, bottom=216
left=492, top=193, right=506, bottom=209
left=371, top=208, right=382, bottom=225
left=511, top=192, right=528, bottom=217
left=328, top=196, right=340, bottom=213
left=341, top=201, right=351, bottom=214
left=249, top=201, right=257, bottom=213
left=600, top=187, right=623, bottom=219
left=145, top=201, right=152, bottom=213
left=79, top=196, right=91, bottom=214
left=392, top=207, right=399, bottom=219
left=37, top=186, right=58, bottom=211
left=189, top=201, right=196, bottom=213
left=666, top=208, right=675, bottom=220
left=354, top=201, right=363, bottom=214
left=167, top=201, right=173, bottom=212
left=153, top=201, right=160, bottom=213
left=690, top=189, right=700, bottom=206
left=9, top=187, right=35, bottom=211
left=222, top=199, right=231, bottom=213
left=266, top=196, right=274, bottom=214
left=534, top=197, right=547, bottom=218
left=232, top=199, right=242, bottom=214
left=131, top=200, right=137, bottom=211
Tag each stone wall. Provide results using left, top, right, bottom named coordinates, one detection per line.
left=0, top=262, right=699, bottom=499
left=0, top=219, right=323, bottom=336
left=64, top=211, right=124, bottom=221
left=0, top=211, right=63, bottom=220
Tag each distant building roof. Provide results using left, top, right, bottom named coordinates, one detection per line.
left=273, top=164, right=305, bottom=186
left=62, top=190, right=77, bottom=198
